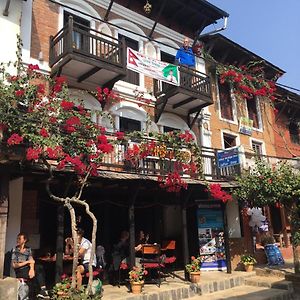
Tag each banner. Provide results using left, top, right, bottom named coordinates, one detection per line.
left=127, top=47, right=180, bottom=86
left=197, top=208, right=226, bottom=271
left=239, top=117, right=253, bottom=135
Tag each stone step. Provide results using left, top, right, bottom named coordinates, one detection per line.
left=190, top=285, right=292, bottom=300
left=256, top=267, right=288, bottom=279
left=245, top=276, right=294, bottom=292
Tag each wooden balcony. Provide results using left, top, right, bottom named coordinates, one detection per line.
left=49, top=17, right=126, bottom=89
left=153, top=66, right=212, bottom=127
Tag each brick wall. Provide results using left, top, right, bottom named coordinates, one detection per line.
left=31, top=0, right=59, bottom=62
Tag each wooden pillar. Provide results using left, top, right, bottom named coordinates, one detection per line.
left=280, top=207, right=289, bottom=247
left=0, top=175, right=9, bottom=278
left=223, top=202, right=232, bottom=274
left=55, top=204, right=64, bottom=283
left=181, top=189, right=193, bottom=280
left=128, top=184, right=139, bottom=268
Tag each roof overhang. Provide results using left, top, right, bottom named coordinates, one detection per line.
left=201, top=34, right=285, bottom=80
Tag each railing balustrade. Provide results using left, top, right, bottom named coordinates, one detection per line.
left=49, top=17, right=125, bottom=69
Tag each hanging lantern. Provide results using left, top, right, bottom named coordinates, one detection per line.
left=144, top=0, right=152, bottom=14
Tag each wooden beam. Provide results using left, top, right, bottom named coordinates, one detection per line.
left=188, top=109, right=201, bottom=128
left=188, top=103, right=207, bottom=115
left=77, top=66, right=101, bottom=83
left=155, top=95, right=168, bottom=123
left=173, top=97, right=194, bottom=109
left=148, top=0, right=168, bottom=38
left=0, top=175, right=9, bottom=278
left=104, top=0, right=115, bottom=21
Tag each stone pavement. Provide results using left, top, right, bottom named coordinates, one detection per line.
left=101, top=270, right=256, bottom=300
left=101, top=261, right=300, bottom=300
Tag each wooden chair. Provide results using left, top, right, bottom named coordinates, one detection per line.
left=140, top=244, right=165, bottom=287
left=161, top=240, right=176, bottom=275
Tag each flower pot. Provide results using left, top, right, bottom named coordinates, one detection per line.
left=190, top=271, right=201, bottom=283
left=244, top=264, right=254, bottom=272
left=130, top=281, right=144, bottom=294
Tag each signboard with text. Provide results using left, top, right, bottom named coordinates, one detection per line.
left=239, top=117, right=253, bottom=135
left=217, top=147, right=240, bottom=168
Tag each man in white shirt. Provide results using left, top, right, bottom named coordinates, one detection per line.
left=76, top=228, right=97, bottom=288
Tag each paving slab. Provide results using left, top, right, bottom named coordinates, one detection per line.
left=189, top=285, right=291, bottom=300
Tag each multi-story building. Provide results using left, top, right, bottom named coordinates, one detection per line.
left=0, top=0, right=299, bottom=284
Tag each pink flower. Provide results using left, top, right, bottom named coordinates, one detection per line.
left=26, top=147, right=42, bottom=161
left=15, top=89, right=25, bottom=97
left=39, top=128, right=49, bottom=138
left=7, top=133, right=23, bottom=145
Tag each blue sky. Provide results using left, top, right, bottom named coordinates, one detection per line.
left=208, top=1, right=300, bottom=90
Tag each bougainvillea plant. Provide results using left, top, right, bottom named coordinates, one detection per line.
left=207, top=183, right=232, bottom=203
left=216, top=61, right=278, bottom=107
left=232, top=159, right=300, bottom=273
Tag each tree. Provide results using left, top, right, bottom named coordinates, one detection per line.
left=232, top=159, right=300, bottom=273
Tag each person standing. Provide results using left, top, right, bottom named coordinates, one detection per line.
left=11, top=232, right=50, bottom=299
left=175, top=38, right=195, bottom=68
left=75, top=228, right=97, bottom=288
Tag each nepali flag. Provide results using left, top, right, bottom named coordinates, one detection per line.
left=127, top=48, right=139, bottom=67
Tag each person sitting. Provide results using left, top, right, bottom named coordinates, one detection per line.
left=135, top=230, right=149, bottom=252
left=11, top=232, right=50, bottom=299
left=75, top=228, right=97, bottom=289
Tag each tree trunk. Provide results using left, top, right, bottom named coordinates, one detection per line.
left=65, top=202, right=79, bottom=288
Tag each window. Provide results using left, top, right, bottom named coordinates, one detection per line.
left=120, top=34, right=139, bottom=85
left=218, top=82, right=233, bottom=121
left=161, top=52, right=175, bottom=64
left=120, top=117, right=141, bottom=133
left=64, top=12, right=90, bottom=51
left=252, top=141, right=263, bottom=155
left=246, top=97, right=260, bottom=129
left=289, top=122, right=300, bottom=144
left=163, top=126, right=178, bottom=133
left=223, top=133, right=236, bottom=149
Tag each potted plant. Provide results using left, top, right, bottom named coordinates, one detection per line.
left=128, top=266, right=148, bottom=294
left=52, top=275, right=72, bottom=298
left=185, top=256, right=202, bottom=283
left=241, top=254, right=257, bottom=272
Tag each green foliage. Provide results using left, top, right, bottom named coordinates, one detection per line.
left=185, top=256, right=202, bottom=273
left=241, top=254, right=257, bottom=265
left=233, top=159, right=300, bottom=207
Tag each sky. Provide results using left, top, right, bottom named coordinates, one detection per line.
left=207, top=1, right=300, bottom=91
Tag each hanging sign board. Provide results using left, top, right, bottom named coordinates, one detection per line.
left=239, top=117, right=253, bottom=136
left=217, top=146, right=240, bottom=168
left=127, top=47, right=180, bottom=86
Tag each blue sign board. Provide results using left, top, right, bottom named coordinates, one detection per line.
left=217, top=147, right=240, bottom=168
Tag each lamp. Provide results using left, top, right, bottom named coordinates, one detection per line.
left=144, top=0, right=152, bottom=14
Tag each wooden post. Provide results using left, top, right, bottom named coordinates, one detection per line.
left=55, top=204, right=64, bottom=283
left=280, top=207, right=289, bottom=247
left=128, top=184, right=139, bottom=268
left=181, top=189, right=193, bottom=280
left=223, top=202, right=232, bottom=274
left=0, top=175, right=9, bottom=278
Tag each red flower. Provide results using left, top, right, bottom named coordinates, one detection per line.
left=97, top=135, right=108, bottom=144
left=27, top=64, right=39, bottom=72
left=46, top=146, right=64, bottom=159
left=209, top=183, right=232, bottom=203
left=39, top=128, right=49, bottom=138
left=26, top=147, right=42, bottom=161
left=103, top=87, right=109, bottom=95
left=7, top=133, right=23, bottom=145
left=37, top=83, right=45, bottom=95
left=66, top=116, right=81, bottom=126
left=55, top=76, right=67, bottom=85
left=15, top=89, right=25, bottom=97
left=98, top=143, right=113, bottom=153
left=115, top=131, right=125, bottom=140
left=49, top=116, right=57, bottom=124
left=60, top=100, right=74, bottom=110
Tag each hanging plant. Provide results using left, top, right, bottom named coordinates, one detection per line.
left=216, top=61, right=278, bottom=104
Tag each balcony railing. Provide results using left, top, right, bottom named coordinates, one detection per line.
left=154, top=66, right=211, bottom=99
left=49, top=17, right=126, bottom=87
